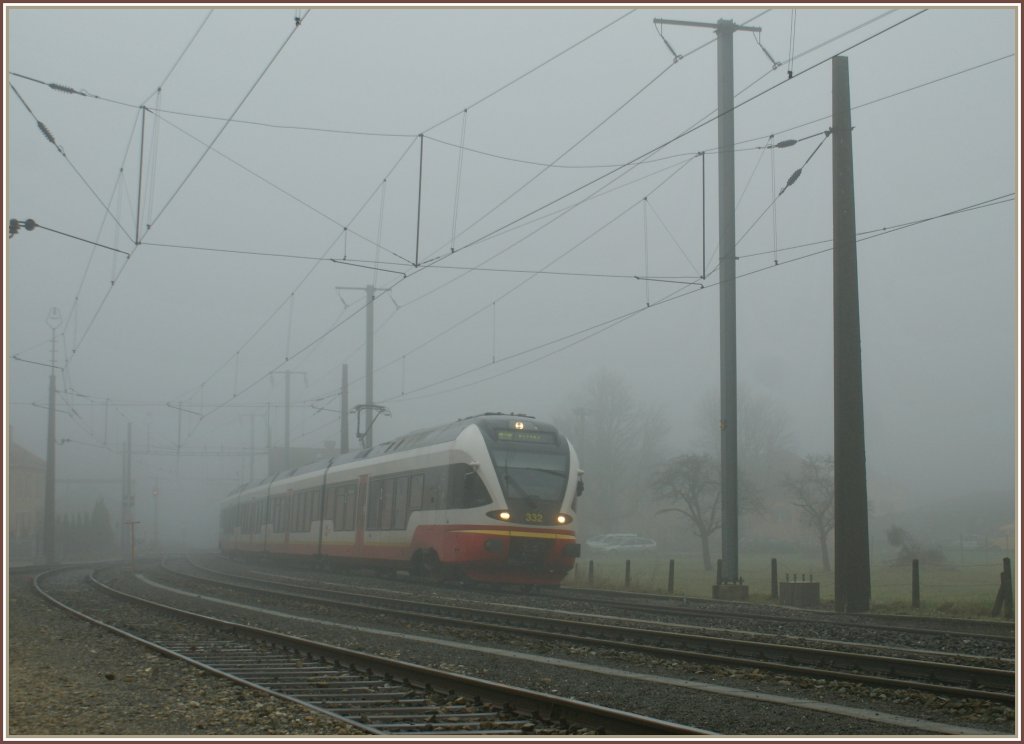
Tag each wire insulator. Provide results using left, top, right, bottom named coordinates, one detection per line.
left=774, top=139, right=798, bottom=148
left=37, top=121, right=55, bottom=143
left=48, top=83, right=80, bottom=95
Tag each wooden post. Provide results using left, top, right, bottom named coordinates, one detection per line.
left=771, top=558, right=778, bottom=599
left=1002, top=558, right=1013, bottom=620
left=668, top=559, right=676, bottom=594
left=911, top=559, right=920, bottom=608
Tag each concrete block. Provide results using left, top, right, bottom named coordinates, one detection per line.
left=779, top=581, right=820, bottom=607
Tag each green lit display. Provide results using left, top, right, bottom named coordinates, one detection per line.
left=495, top=430, right=554, bottom=444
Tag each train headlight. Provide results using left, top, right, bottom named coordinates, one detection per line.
left=513, top=420, right=525, bottom=430
left=499, top=510, right=512, bottom=521
left=556, top=513, right=572, bottom=525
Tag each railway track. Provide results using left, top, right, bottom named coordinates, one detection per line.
left=35, top=566, right=707, bottom=736
left=541, top=584, right=1016, bottom=641
left=161, top=556, right=1014, bottom=704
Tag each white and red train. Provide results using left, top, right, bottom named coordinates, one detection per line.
left=219, top=413, right=583, bottom=585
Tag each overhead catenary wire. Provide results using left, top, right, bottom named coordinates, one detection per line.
left=142, top=9, right=311, bottom=240
left=218, top=5, right=938, bottom=419
left=378, top=192, right=1013, bottom=408
left=14, top=5, right=999, bottom=450
left=180, top=13, right=724, bottom=423
left=49, top=190, right=1014, bottom=424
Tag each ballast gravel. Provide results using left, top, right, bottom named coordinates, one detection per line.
left=6, top=565, right=1017, bottom=738
left=5, top=571, right=364, bottom=737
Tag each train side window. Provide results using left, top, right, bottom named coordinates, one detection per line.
left=304, top=490, right=314, bottom=531
left=451, top=464, right=491, bottom=508
left=423, top=469, right=447, bottom=510
left=424, top=477, right=440, bottom=510
left=291, top=492, right=301, bottom=532
left=325, top=487, right=338, bottom=530
left=393, top=476, right=408, bottom=529
left=380, top=479, right=395, bottom=530
left=344, top=483, right=357, bottom=530
left=273, top=496, right=286, bottom=532
left=409, top=474, right=424, bottom=511
left=366, top=481, right=383, bottom=530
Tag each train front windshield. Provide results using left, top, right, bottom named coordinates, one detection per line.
left=486, top=429, right=570, bottom=503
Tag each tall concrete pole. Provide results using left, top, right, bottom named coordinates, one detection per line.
left=122, top=422, right=133, bottom=560
left=716, top=20, right=739, bottom=584
left=284, top=371, right=291, bottom=469
left=653, top=17, right=759, bottom=586
left=43, top=309, right=60, bottom=564
left=338, top=285, right=384, bottom=448
left=341, top=364, right=350, bottom=454
left=832, top=55, right=871, bottom=613
left=249, top=414, right=255, bottom=481
left=365, top=285, right=375, bottom=447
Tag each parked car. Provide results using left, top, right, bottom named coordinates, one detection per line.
left=585, top=533, right=657, bottom=553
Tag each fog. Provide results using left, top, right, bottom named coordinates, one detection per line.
left=4, top=5, right=1018, bottom=559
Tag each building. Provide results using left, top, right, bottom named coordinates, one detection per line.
left=9, top=441, right=45, bottom=564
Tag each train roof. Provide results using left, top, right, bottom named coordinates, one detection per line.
left=230, top=413, right=551, bottom=495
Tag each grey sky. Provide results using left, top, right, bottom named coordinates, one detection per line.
left=4, top=4, right=1018, bottom=536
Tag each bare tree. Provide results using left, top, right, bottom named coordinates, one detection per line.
left=784, top=455, right=835, bottom=571
left=558, top=369, right=669, bottom=534
left=650, top=453, right=720, bottom=570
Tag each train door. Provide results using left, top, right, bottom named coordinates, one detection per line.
left=355, top=474, right=369, bottom=548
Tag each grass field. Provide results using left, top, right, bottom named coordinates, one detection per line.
left=563, top=548, right=1016, bottom=618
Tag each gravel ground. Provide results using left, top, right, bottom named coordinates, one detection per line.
left=5, top=571, right=365, bottom=737
left=6, top=564, right=1017, bottom=738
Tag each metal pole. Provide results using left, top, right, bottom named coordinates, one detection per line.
left=249, top=414, right=255, bottom=481
left=365, top=285, right=375, bottom=447
left=341, top=364, right=350, bottom=454
left=284, top=371, right=291, bottom=469
left=654, top=17, right=760, bottom=587
left=123, top=423, right=133, bottom=561
left=43, top=322, right=57, bottom=565
left=717, top=20, right=739, bottom=584
left=832, top=55, right=871, bottom=613
left=152, top=481, right=160, bottom=551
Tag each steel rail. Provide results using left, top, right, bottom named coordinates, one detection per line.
left=541, top=584, right=1016, bottom=641
left=35, top=566, right=709, bottom=736
left=167, top=559, right=1014, bottom=703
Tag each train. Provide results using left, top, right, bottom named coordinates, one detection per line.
left=218, top=413, right=583, bottom=586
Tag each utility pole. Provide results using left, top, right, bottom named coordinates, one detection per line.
left=340, top=364, right=350, bottom=454
left=364, top=284, right=375, bottom=446
left=43, top=307, right=61, bottom=565
left=832, top=55, right=871, bottom=613
left=338, top=285, right=390, bottom=447
left=654, top=17, right=760, bottom=586
left=152, top=480, right=160, bottom=552
left=270, top=371, right=306, bottom=470
left=121, top=422, right=133, bottom=560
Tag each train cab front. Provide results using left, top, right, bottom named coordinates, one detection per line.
left=456, top=416, right=582, bottom=584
